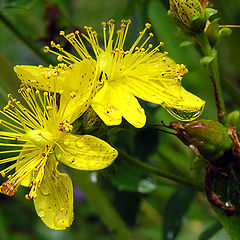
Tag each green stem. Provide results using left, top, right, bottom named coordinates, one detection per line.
left=119, top=150, right=204, bottom=192
left=70, top=171, right=135, bottom=240
left=196, top=32, right=226, bottom=122
left=0, top=13, right=53, bottom=65
left=158, top=150, right=193, bottom=180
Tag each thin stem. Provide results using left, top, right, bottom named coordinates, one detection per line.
left=210, top=75, right=223, bottom=121
left=70, top=170, right=135, bottom=240
left=119, top=149, right=204, bottom=192
left=196, top=32, right=226, bottom=122
left=0, top=13, right=53, bottom=65
left=158, top=150, right=193, bottom=180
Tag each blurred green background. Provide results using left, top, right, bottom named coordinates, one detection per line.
left=0, top=0, right=239, bottom=239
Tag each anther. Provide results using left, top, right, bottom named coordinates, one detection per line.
left=70, top=92, right=76, bottom=98
left=50, top=41, right=56, bottom=47
left=44, top=46, right=49, bottom=53
left=145, top=23, right=151, bottom=28
left=46, top=106, right=53, bottom=110
left=25, top=194, right=31, bottom=199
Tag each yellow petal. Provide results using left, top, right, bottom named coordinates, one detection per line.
left=126, top=77, right=205, bottom=120
left=15, top=144, right=39, bottom=187
left=15, top=143, right=45, bottom=188
left=92, top=81, right=146, bottom=128
left=55, top=133, right=118, bottom=170
left=110, top=82, right=146, bottom=128
left=91, top=81, right=122, bottom=126
left=59, top=60, right=98, bottom=122
left=123, top=53, right=205, bottom=121
left=15, top=60, right=99, bottom=123
left=14, top=65, right=68, bottom=92
left=34, top=155, right=73, bottom=230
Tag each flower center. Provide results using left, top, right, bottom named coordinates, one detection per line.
left=26, top=130, right=55, bottom=148
left=97, top=52, right=113, bottom=77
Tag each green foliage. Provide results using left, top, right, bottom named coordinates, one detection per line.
left=198, top=221, right=222, bottom=240
left=163, top=189, right=196, bottom=240
left=0, top=0, right=240, bottom=239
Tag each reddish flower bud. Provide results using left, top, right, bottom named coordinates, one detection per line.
left=169, top=119, right=233, bottom=162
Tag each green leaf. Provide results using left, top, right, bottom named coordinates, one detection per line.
left=198, top=221, right=222, bottom=240
left=179, top=41, right=193, bottom=48
left=205, top=163, right=240, bottom=240
left=213, top=207, right=240, bottom=240
left=134, top=127, right=159, bottom=161
left=138, top=179, right=157, bottom=193
left=219, top=28, right=232, bottom=40
left=200, top=56, right=214, bottom=67
left=163, top=189, right=196, bottom=240
left=191, top=157, right=206, bottom=170
left=104, top=158, right=145, bottom=192
left=206, top=18, right=220, bottom=46
left=204, top=8, right=218, bottom=20
left=113, top=190, right=141, bottom=225
left=0, top=0, right=36, bottom=14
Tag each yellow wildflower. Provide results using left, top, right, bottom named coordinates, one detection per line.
left=14, top=20, right=205, bottom=128
left=0, top=60, right=118, bottom=230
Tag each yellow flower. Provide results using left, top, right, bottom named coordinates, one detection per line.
left=14, top=19, right=205, bottom=128
left=0, top=60, right=118, bottom=230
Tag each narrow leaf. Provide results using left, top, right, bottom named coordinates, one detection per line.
left=163, top=188, right=196, bottom=240
left=199, top=221, right=222, bottom=240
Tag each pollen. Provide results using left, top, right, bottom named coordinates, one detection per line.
left=70, top=92, right=76, bottom=98
left=46, top=106, right=53, bottom=110
left=57, top=55, right=63, bottom=62
left=58, top=120, right=73, bottom=132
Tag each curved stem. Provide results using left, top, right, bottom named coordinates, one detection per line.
left=70, top=171, right=135, bottom=240
left=196, top=32, right=226, bottom=122
left=0, top=13, right=53, bottom=65
left=119, top=149, right=204, bottom=192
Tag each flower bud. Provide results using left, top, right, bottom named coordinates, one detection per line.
left=170, top=119, right=233, bottom=162
left=169, top=0, right=206, bottom=32
left=225, top=110, right=240, bottom=130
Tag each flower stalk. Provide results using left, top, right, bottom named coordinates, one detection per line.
left=119, top=149, right=204, bottom=192
left=196, top=32, right=226, bottom=122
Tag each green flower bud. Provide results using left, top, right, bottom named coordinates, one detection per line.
left=224, top=110, right=240, bottom=130
left=169, top=0, right=206, bottom=32
left=170, top=119, right=233, bottom=162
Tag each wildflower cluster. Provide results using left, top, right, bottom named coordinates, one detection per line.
left=0, top=20, right=205, bottom=229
